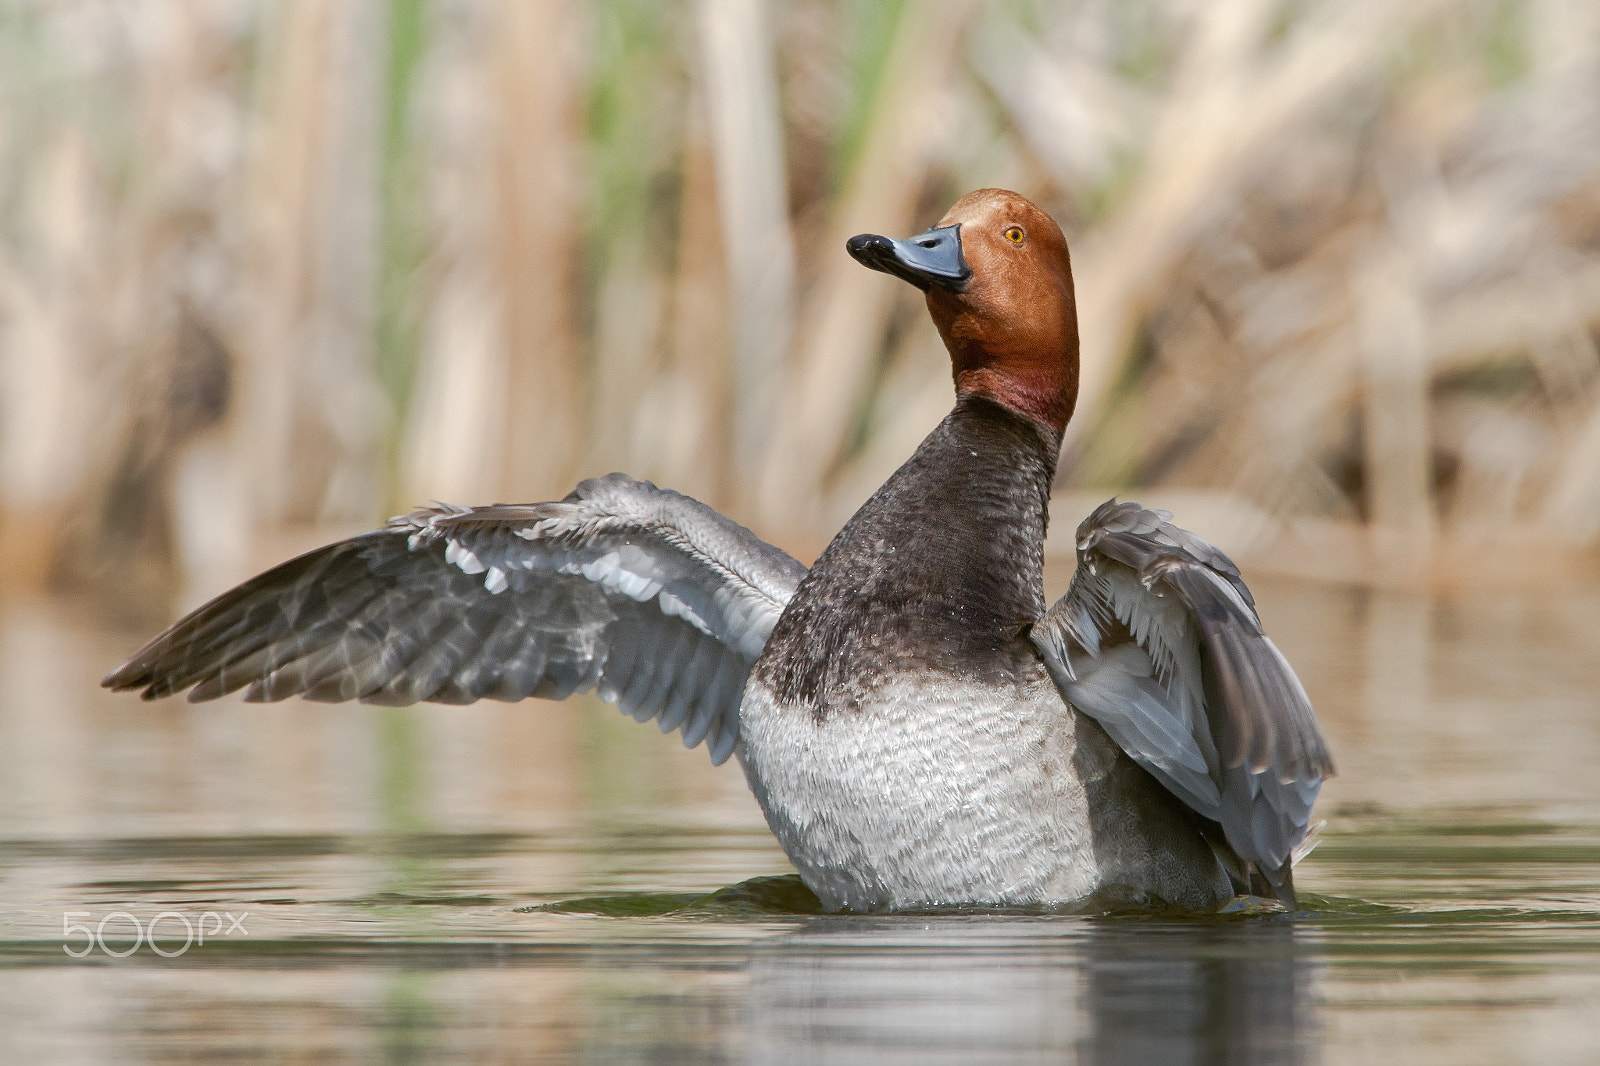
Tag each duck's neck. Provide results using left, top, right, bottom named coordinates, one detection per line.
left=759, top=393, right=1060, bottom=716
left=955, top=365, right=1076, bottom=437
left=824, top=391, right=1060, bottom=615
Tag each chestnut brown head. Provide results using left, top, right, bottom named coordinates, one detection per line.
left=847, top=189, right=1079, bottom=436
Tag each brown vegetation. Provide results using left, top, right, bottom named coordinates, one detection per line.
left=2, top=0, right=1597, bottom=616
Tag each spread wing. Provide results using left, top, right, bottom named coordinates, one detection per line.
left=1030, top=499, right=1333, bottom=906
left=103, top=474, right=808, bottom=765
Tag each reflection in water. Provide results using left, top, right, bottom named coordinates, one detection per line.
left=742, top=917, right=1313, bottom=1065
left=1081, top=922, right=1311, bottom=1066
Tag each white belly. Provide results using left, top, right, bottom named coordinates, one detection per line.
left=736, top=670, right=1112, bottom=911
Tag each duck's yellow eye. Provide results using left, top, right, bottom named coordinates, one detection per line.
left=1004, top=226, right=1025, bottom=244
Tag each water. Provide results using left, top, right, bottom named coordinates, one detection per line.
left=1, top=578, right=1598, bottom=1063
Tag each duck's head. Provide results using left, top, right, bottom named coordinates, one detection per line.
left=847, top=188, right=1079, bottom=437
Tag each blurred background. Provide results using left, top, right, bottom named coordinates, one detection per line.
left=3, top=0, right=1599, bottom=622
left=3, top=3, right=1600, bottom=1062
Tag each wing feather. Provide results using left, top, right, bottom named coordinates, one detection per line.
left=104, top=474, right=807, bottom=764
left=701, top=652, right=747, bottom=765
left=1032, top=498, right=1333, bottom=906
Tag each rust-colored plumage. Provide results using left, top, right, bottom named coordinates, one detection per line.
left=927, top=189, right=1081, bottom=436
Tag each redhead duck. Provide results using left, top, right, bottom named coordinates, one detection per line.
left=106, top=189, right=1331, bottom=912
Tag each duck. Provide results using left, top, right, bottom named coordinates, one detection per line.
left=105, top=189, right=1332, bottom=913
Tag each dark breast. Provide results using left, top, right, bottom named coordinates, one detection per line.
left=755, top=394, right=1059, bottom=719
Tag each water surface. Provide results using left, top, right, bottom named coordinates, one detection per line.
left=1, top=579, right=1598, bottom=1063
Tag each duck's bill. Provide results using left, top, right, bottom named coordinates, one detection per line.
left=846, top=224, right=971, bottom=292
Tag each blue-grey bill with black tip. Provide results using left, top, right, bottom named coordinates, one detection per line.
left=846, top=224, right=972, bottom=292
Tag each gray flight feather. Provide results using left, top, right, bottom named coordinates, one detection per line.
left=103, top=474, right=808, bottom=766
left=1031, top=498, right=1333, bottom=905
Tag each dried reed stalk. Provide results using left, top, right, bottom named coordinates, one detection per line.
left=400, top=0, right=585, bottom=506
left=492, top=0, right=586, bottom=502
left=1357, top=245, right=1434, bottom=557
left=696, top=0, right=795, bottom=489
left=656, top=83, right=732, bottom=506
left=237, top=0, right=386, bottom=535
left=755, top=0, right=976, bottom=530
